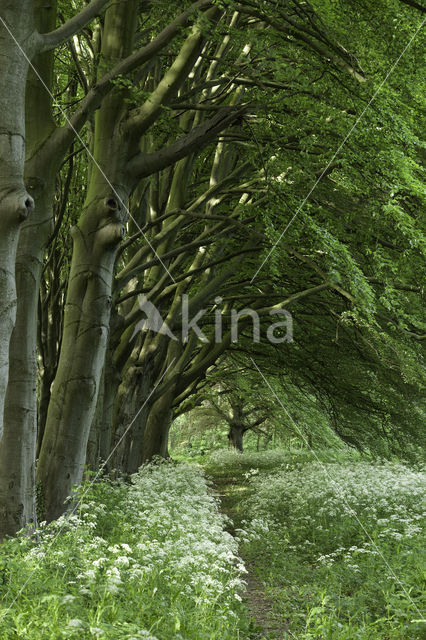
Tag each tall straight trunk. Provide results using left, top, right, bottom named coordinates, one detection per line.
left=0, top=1, right=63, bottom=538
left=36, top=0, right=137, bottom=521
left=0, top=185, right=55, bottom=538
left=0, top=3, right=36, bottom=439
left=0, top=0, right=121, bottom=535
left=36, top=190, right=128, bottom=519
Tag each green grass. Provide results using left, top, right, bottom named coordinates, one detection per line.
left=205, top=448, right=426, bottom=640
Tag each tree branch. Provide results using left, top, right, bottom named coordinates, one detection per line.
left=236, top=2, right=366, bottom=82
left=127, top=106, right=247, bottom=181
left=398, top=0, right=426, bottom=13
left=39, top=0, right=110, bottom=53
left=38, top=0, right=214, bottom=163
left=125, top=12, right=215, bottom=137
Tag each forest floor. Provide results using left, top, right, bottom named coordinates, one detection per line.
left=1, top=450, right=424, bottom=639
left=207, top=467, right=290, bottom=639
left=203, top=449, right=426, bottom=640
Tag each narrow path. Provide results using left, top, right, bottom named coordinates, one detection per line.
left=209, top=472, right=289, bottom=639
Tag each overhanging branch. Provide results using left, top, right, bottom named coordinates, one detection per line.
left=398, top=0, right=426, bottom=13
left=127, top=106, right=248, bottom=182
left=39, top=0, right=110, bottom=53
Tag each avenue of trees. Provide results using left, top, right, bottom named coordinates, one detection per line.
left=0, top=0, right=424, bottom=538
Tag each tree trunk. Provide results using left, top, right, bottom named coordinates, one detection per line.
left=124, top=363, right=155, bottom=474
left=0, top=1, right=49, bottom=538
left=98, top=338, right=122, bottom=465
left=85, top=362, right=106, bottom=472
left=109, top=360, right=151, bottom=473
left=0, top=186, right=54, bottom=537
left=0, top=3, right=36, bottom=439
left=37, top=360, right=56, bottom=458
left=228, top=423, right=245, bottom=453
left=36, top=0, right=136, bottom=521
left=0, top=0, right=74, bottom=537
left=36, top=192, right=127, bottom=520
left=141, top=392, right=174, bottom=462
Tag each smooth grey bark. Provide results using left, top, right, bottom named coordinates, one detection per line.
left=36, top=0, right=138, bottom=521
left=0, top=186, right=54, bottom=537
left=0, top=2, right=36, bottom=440
left=36, top=191, right=128, bottom=520
left=0, top=0, right=110, bottom=444
left=86, top=364, right=105, bottom=472
left=37, top=1, right=221, bottom=520
left=0, top=0, right=111, bottom=537
left=86, top=339, right=121, bottom=472
left=98, top=327, right=123, bottom=464
left=0, top=0, right=61, bottom=540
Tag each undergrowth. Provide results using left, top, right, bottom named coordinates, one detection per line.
left=206, top=448, right=426, bottom=639
left=0, top=462, right=247, bottom=640
left=1, top=450, right=424, bottom=639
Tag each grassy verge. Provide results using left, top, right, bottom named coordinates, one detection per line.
left=0, top=462, right=248, bottom=640
left=204, top=449, right=426, bottom=639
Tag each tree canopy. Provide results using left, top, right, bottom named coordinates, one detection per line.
left=0, top=0, right=424, bottom=537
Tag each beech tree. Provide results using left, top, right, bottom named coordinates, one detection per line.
left=0, top=0, right=109, bottom=437
left=0, top=0, right=112, bottom=538
left=35, top=0, right=251, bottom=521
left=0, top=0, right=424, bottom=537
